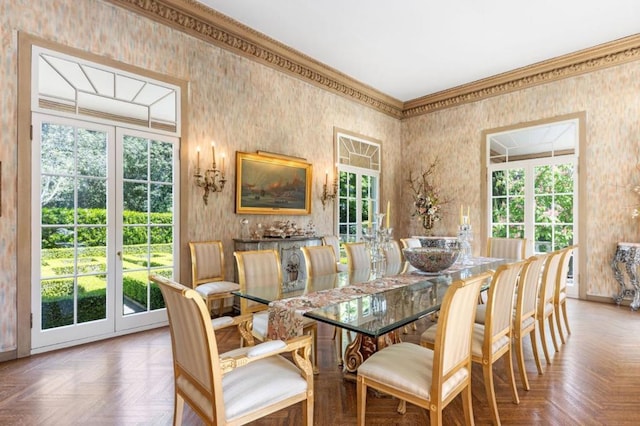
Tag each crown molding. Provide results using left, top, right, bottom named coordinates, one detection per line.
left=106, top=0, right=640, bottom=120
left=402, top=34, right=640, bottom=118
left=105, top=0, right=404, bottom=118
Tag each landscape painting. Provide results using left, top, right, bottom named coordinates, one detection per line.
left=235, top=151, right=312, bottom=214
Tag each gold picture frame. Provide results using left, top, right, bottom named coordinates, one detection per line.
left=235, top=151, right=312, bottom=215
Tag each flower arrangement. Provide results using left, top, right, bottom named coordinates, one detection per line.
left=407, top=160, right=447, bottom=232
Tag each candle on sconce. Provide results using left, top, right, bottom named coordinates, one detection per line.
left=460, top=204, right=463, bottom=225
left=211, top=142, right=216, bottom=168
left=196, top=146, right=201, bottom=170
left=386, top=201, right=390, bottom=228
left=221, top=154, right=225, bottom=174
left=367, top=199, right=372, bottom=226
left=325, top=170, right=328, bottom=186
left=467, top=206, right=470, bottom=224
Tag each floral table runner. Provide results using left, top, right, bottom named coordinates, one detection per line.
left=266, top=257, right=499, bottom=340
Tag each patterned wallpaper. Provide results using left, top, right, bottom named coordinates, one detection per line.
left=402, top=61, right=640, bottom=301
left=1, top=0, right=638, bottom=355
left=0, top=0, right=401, bottom=353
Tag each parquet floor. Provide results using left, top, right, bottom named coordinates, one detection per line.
left=1, top=299, right=639, bottom=425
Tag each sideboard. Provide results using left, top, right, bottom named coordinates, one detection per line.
left=232, top=236, right=323, bottom=311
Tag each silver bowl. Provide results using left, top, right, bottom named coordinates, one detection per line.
left=402, top=247, right=460, bottom=273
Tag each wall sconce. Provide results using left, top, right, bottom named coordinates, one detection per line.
left=194, top=142, right=226, bottom=205
left=320, top=170, right=338, bottom=210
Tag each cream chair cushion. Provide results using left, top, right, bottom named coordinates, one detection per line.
left=357, top=342, right=469, bottom=401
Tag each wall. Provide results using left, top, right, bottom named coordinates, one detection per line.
left=0, top=0, right=401, bottom=354
left=401, top=61, right=640, bottom=299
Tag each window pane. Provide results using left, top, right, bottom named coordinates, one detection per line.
left=535, top=195, right=553, bottom=223
left=41, top=123, right=75, bottom=175
left=150, top=141, right=173, bottom=183
left=77, top=275, right=106, bottom=323
left=492, top=197, right=507, bottom=223
left=123, top=181, right=148, bottom=214
left=509, top=169, right=525, bottom=195
left=123, top=136, right=148, bottom=180
left=492, top=170, right=506, bottom=197
left=534, top=165, right=553, bottom=194
left=77, top=128, right=107, bottom=177
left=509, top=196, right=524, bottom=222
left=555, top=163, right=574, bottom=193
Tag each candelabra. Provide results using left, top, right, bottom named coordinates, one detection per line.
left=320, top=173, right=338, bottom=210
left=194, top=144, right=226, bottom=205
left=195, top=165, right=226, bottom=205
left=458, top=223, right=473, bottom=265
left=362, top=213, right=393, bottom=278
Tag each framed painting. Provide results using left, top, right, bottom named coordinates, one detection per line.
left=235, top=151, right=312, bottom=215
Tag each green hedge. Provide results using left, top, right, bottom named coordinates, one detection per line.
left=42, top=294, right=107, bottom=329
left=41, top=207, right=173, bottom=249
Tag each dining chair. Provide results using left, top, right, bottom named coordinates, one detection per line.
left=151, top=274, right=314, bottom=426
left=513, top=254, right=548, bottom=390
left=486, top=237, right=527, bottom=260
left=383, top=239, right=403, bottom=265
left=344, top=242, right=371, bottom=271
left=322, top=235, right=348, bottom=272
left=356, top=271, right=490, bottom=426
left=234, top=249, right=318, bottom=373
left=554, top=246, right=576, bottom=344
left=422, top=260, right=526, bottom=426
left=301, top=245, right=345, bottom=366
left=537, top=249, right=563, bottom=364
left=399, top=237, right=422, bottom=249
left=188, top=241, right=240, bottom=317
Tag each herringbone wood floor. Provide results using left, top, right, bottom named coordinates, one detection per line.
left=1, top=299, right=638, bottom=425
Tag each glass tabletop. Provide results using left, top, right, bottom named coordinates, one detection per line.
left=233, top=258, right=506, bottom=338
left=304, top=259, right=503, bottom=337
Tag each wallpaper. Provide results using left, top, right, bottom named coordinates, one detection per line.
left=1, top=0, right=638, bottom=355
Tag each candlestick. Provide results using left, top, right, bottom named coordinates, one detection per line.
left=196, top=146, right=201, bottom=170
left=325, top=170, right=328, bottom=186
left=386, top=201, right=390, bottom=228
left=211, top=141, right=216, bottom=168
left=221, top=154, right=225, bottom=174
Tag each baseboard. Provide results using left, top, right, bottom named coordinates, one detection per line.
left=0, top=350, right=17, bottom=363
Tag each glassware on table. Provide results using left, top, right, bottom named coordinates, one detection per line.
left=458, top=223, right=473, bottom=265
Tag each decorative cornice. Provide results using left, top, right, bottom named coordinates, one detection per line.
left=105, top=0, right=404, bottom=118
left=106, top=0, right=640, bottom=119
left=402, top=34, right=640, bottom=118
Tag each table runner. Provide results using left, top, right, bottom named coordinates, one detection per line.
left=266, top=257, right=498, bottom=340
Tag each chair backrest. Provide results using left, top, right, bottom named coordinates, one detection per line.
left=515, top=254, right=548, bottom=325
left=431, top=271, right=491, bottom=389
left=301, top=245, right=338, bottom=277
left=484, top=260, right=527, bottom=340
left=556, top=245, right=576, bottom=294
left=189, top=240, right=226, bottom=288
left=322, top=235, right=341, bottom=262
left=344, top=242, right=371, bottom=271
left=151, top=274, right=225, bottom=423
left=234, top=249, right=282, bottom=314
left=383, top=240, right=402, bottom=265
left=400, top=237, right=422, bottom=249
left=486, top=237, right=526, bottom=260
left=540, top=249, right=563, bottom=307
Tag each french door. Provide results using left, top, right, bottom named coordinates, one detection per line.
left=488, top=156, right=578, bottom=297
left=337, top=166, right=379, bottom=249
left=31, top=113, right=178, bottom=352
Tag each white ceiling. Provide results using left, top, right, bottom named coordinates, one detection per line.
left=198, top=0, right=640, bottom=101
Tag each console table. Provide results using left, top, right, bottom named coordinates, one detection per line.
left=611, top=242, right=640, bottom=311
left=233, top=236, right=323, bottom=284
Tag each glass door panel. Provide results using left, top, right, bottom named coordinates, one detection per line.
left=116, top=130, right=176, bottom=330
left=32, top=115, right=114, bottom=349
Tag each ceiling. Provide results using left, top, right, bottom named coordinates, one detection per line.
left=197, top=0, right=640, bottom=102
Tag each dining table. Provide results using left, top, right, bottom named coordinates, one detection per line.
left=233, top=256, right=506, bottom=376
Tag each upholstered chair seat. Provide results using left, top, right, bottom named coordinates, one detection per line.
left=189, top=240, right=240, bottom=317
left=151, top=274, right=314, bottom=425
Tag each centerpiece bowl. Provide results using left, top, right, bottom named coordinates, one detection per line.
left=402, top=247, right=461, bottom=274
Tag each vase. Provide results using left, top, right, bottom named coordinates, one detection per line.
left=421, top=214, right=435, bottom=234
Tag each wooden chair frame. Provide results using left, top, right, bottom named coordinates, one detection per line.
left=189, top=240, right=239, bottom=317
left=357, top=271, right=490, bottom=426
left=151, top=274, right=314, bottom=426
